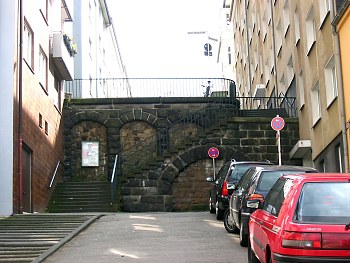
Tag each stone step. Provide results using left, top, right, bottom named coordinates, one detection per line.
left=0, top=214, right=101, bottom=262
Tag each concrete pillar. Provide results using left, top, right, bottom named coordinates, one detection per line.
left=0, top=0, right=15, bottom=216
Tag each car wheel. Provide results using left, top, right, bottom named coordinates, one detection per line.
left=224, top=209, right=239, bottom=233
left=240, top=221, right=248, bottom=247
left=215, top=201, right=224, bottom=220
left=209, top=197, right=215, bottom=214
left=248, top=240, right=259, bottom=263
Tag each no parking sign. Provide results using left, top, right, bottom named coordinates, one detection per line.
left=208, top=147, right=219, bottom=179
left=271, top=115, right=284, bottom=165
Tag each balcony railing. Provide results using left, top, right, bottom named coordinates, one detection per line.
left=64, top=78, right=297, bottom=117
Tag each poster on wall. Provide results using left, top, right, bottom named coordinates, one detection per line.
left=82, top=141, right=99, bottom=167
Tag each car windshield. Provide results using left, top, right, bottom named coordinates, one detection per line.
left=257, top=171, right=305, bottom=191
left=295, top=182, right=350, bottom=224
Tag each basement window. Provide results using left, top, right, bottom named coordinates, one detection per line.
left=39, top=113, right=43, bottom=128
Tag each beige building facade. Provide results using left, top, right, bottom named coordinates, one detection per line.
left=229, top=0, right=348, bottom=172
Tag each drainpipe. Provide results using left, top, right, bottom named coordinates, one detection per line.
left=245, top=0, right=252, bottom=97
left=18, top=0, right=23, bottom=213
left=269, top=0, right=279, bottom=101
left=330, top=3, right=349, bottom=173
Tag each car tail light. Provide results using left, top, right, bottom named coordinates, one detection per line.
left=322, top=233, right=350, bottom=249
left=221, top=181, right=229, bottom=196
left=282, top=231, right=321, bottom=249
left=247, top=193, right=264, bottom=201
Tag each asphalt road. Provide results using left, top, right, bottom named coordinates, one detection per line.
left=43, top=211, right=248, bottom=263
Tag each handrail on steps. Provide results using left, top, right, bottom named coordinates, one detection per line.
left=49, top=160, right=63, bottom=188
left=111, top=154, right=119, bottom=205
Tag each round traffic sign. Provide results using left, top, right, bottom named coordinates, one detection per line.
left=208, top=147, right=219, bottom=159
left=271, top=116, right=285, bottom=131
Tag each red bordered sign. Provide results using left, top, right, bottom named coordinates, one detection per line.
left=271, top=116, right=285, bottom=131
left=208, top=147, right=219, bottom=159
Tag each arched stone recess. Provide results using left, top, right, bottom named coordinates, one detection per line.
left=159, top=145, right=251, bottom=211
left=120, top=121, right=157, bottom=173
left=70, top=121, right=108, bottom=182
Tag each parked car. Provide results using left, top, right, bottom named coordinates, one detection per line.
left=248, top=173, right=350, bottom=263
left=224, top=165, right=317, bottom=246
left=207, top=159, right=273, bottom=220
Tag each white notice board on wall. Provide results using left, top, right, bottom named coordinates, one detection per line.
left=82, top=141, right=99, bottom=167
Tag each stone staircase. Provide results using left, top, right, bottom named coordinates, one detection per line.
left=47, top=182, right=115, bottom=213
left=0, top=213, right=101, bottom=262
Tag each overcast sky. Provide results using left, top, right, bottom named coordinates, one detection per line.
left=107, top=0, right=222, bottom=78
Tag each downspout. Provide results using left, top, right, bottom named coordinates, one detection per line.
left=270, top=0, right=279, bottom=100
left=330, top=3, right=349, bottom=173
left=245, top=0, right=252, bottom=97
left=18, top=0, right=23, bottom=213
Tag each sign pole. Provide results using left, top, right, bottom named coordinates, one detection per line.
left=213, top=158, right=216, bottom=180
left=277, top=130, right=281, bottom=166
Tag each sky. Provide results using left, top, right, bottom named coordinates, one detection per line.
left=106, top=0, right=223, bottom=78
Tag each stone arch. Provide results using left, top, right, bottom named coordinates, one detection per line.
left=160, top=145, right=250, bottom=211
left=119, top=120, right=157, bottom=174
left=69, top=120, right=108, bottom=181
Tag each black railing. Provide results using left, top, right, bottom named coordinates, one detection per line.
left=65, top=78, right=236, bottom=98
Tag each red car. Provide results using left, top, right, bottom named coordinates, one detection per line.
left=248, top=173, right=350, bottom=263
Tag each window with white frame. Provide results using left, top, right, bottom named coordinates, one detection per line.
left=38, top=47, right=48, bottom=91
left=311, top=81, right=321, bottom=125
left=324, top=55, right=338, bottom=107
left=319, top=0, right=331, bottom=27
left=259, top=55, right=263, bottom=77
left=265, top=57, right=270, bottom=83
left=54, top=77, right=62, bottom=110
left=298, top=71, right=305, bottom=109
left=287, top=56, right=294, bottom=87
left=294, top=7, right=300, bottom=45
left=276, top=19, right=282, bottom=55
left=283, top=0, right=290, bottom=36
left=306, top=6, right=316, bottom=55
left=23, top=20, right=34, bottom=69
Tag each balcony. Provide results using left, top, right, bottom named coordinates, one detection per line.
left=52, top=33, right=74, bottom=81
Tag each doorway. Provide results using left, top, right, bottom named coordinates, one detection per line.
left=22, top=145, right=32, bottom=213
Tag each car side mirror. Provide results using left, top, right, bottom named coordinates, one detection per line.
left=227, top=183, right=236, bottom=190
left=206, top=176, right=214, bottom=182
left=247, top=199, right=263, bottom=209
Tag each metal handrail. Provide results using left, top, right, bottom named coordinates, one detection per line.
left=111, top=155, right=119, bottom=204
left=49, top=160, right=62, bottom=188
left=111, top=155, right=118, bottom=183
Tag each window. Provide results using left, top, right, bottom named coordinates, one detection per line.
left=311, top=81, right=321, bottom=125
left=324, top=55, right=338, bottom=107
left=228, top=47, right=232, bottom=65
left=283, top=0, right=290, bottom=36
left=54, top=77, right=62, bottom=110
left=294, top=7, right=300, bottom=45
left=319, top=0, right=331, bottom=27
left=306, top=6, right=316, bottom=55
left=263, top=178, right=290, bottom=216
left=45, top=121, right=48, bottom=135
left=287, top=56, right=294, bottom=87
left=23, top=19, right=34, bottom=69
left=39, top=0, right=48, bottom=22
left=262, top=11, right=267, bottom=42
left=298, top=72, right=305, bottom=109
left=39, top=113, right=43, bottom=128
left=38, top=47, right=48, bottom=91
left=276, top=19, right=282, bottom=55
left=335, top=144, right=343, bottom=173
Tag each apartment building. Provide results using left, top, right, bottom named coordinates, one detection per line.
left=0, top=0, right=74, bottom=216
left=334, top=0, right=350, bottom=172
left=229, top=0, right=348, bottom=172
left=67, top=0, right=129, bottom=98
